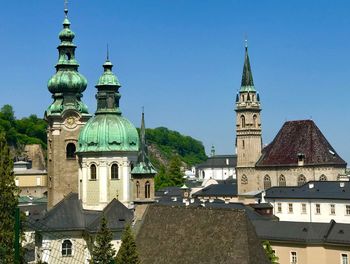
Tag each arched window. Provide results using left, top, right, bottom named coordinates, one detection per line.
left=241, top=115, right=246, bottom=128
left=111, top=164, right=119, bottom=180
left=297, top=175, right=306, bottom=186
left=202, top=171, right=205, bottom=178
left=319, top=175, right=327, bottom=181
left=90, top=164, right=97, bottom=180
left=241, top=174, right=248, bottom=185
left=242, top=140, right=245, bottom=149
left=264, top=175, right=271, bottom=189
left=65, top=52, right=71, bottom=60
left=145, top=181, right=150, bottom=198
left=62, top=239, right=72, bottom=256
left=279, top=175, right=286, bottom=187
left=136, top=181, right=140, bottom=198
left=253, top=115, right=257, bottom=128
left=66, top=143, right=76, bottom=159
left=130, top=162, right=134, bottom=171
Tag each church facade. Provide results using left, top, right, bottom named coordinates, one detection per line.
left=235, top=46, right=347, bottom=194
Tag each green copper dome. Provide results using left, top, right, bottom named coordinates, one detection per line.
left=78, top=114, right=139, bottom=152
left=77, top=57, right=139, bottom=153
left=48, top=70, right=87, bottom=94
left=96, top=61, right=121, bottom=87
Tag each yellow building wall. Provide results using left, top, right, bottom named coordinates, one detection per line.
left=271, top=242, right=350, bottom=264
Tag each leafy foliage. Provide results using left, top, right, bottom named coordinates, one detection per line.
left=262, top=240, right=279, bottom=264
left=146, top=127, right=207, bottom=166
left=155, top=155, right=185, bottom=190
left=90, top=216, right=116, bottom=264
left=0, top=133, right=20, bottom=263
left=115, top=224, right=140, bottom=264
left=0, top=105, right=47, bottom=150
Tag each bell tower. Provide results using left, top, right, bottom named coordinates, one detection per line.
left=45, top=5, right=91, bottom=208
left=235, top=43, right=262, bottom=193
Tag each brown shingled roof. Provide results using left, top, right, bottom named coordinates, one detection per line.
left=256, top=120, right=346, bottom=167
left=136, top=204, right=269, bottom=264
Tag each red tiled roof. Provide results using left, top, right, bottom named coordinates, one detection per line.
left=256, top=120, right=346, bottom=167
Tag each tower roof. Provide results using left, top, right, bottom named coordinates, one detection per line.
left=256, top=120, right=346, bottom=167
left=131, top=112, right=157, bottom=175
left=46, top=3, right=89, bottom=118
left=77, top=57, right=139, bottom=153
left=240, top=45, right=256, bottom=93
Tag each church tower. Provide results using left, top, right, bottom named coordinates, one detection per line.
left=45, top=6, right=91, bottom=208
left=77, top=55, right=139, bottom=210
left=131, top=112, right=157, bottom=203
left=235, top=44, right=262, bottom=194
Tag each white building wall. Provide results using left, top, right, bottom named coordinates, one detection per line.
left=267, top=198, right=350, bottom=223
left=198, top=167, right=236, bottom=181
left=79, top=153, right=138, bottom=210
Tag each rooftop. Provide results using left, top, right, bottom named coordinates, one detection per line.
left=256, top=120, right=346, bottom=167
left=254, top=219, right=350, bottom=245
left=264, top=181, right=350, bottom=200
left=30, top=193, right=132, bottom=233
left=196, top=155, right=237, bottom=169
left=136, top=204, right=269, bottom=264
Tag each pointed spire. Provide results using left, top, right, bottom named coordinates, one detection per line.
left=140, top=108, right=146, bottom=162
left=106, top=44, right=110, bottom=61
left=241, top=44, right=254, bottom=87
left=131, top=111, right=157, bottom=175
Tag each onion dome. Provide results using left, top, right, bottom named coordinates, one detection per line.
left=48, top=71, right=87, bottom=94
left=77, top=57, right=139, bottom=153
left=47, top=8, right=87, bottom=95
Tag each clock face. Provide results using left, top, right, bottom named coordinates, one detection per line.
left=65, top=116, right=77, bottom=129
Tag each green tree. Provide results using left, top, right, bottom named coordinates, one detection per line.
left=115, top=224, right=140, bottom=264
left=0, top=133, right=20, bottom=263
left=262, top=240, right=279, bottom=264
left=167, top=155, right=184, bottom=186
left=90, top=215, right=116, bottom=264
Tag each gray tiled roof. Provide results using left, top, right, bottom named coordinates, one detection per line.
left=192, top=183, right=237, bottom=197
left=196, top=155, right=237, bottom=169
left=155, top=198, right=277, bottom=222
left=136, top=205, right=270, bottom=264
left=265, top=181, right=350, bottom=200
left=35, top=193, right=132, bottom=232
left=253, top=220, right=350, bottom=245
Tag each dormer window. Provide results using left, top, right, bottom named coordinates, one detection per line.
left=297, top=153, right=305, bottom=166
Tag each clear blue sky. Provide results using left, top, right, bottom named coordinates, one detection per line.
left=1, top=1, right=350, bottom=163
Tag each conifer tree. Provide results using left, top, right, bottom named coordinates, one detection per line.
left=262, top=240, right=279, bottom=264
left=115, top=224, right=140, bottom=264
left=0, top=133, right=19, bottom=263
left=167, top=155, right=184, bottom=186
left=90, top=215, right=116, bottom=264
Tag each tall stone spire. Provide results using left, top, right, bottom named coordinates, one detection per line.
left=46, top=3, right=89, bottom=117
left=240, top=44, right=256, bottom=92
left=235, top=43, right=262, bottom=194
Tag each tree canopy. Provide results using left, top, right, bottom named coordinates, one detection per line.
left=262, top=240, right=279, bottom=264
left=90, top=215, right=116, bottom=264
left=0, top=105, right=47, bottom=150
left=146, top=127, right=207, bottom=166
left=115, top=224, right=140, bottom=264
left=0, top=133, right=20, bottom=263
